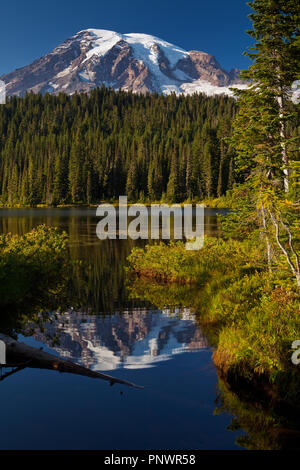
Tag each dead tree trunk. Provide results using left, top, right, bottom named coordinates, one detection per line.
left=0, top=333, right=143, bottom=389
left=277, top=93, right=289, bottom=193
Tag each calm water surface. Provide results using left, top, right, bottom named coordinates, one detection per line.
left=0, top=208, right=246, bottom=450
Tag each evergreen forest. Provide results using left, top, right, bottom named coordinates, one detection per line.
left=0, top=88, right=241, bottom=205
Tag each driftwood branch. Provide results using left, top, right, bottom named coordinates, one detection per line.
left=0, top=333, right=143, bottom=389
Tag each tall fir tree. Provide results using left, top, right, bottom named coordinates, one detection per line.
left=230, top=0, right=300, bottom=288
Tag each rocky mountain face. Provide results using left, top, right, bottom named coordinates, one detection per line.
left=1, top=29, right=244, bottom=97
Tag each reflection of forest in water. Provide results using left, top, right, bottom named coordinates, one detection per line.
left=0, top=208, right=223, bottom=313
left=0, top=208, right=299, bottom=450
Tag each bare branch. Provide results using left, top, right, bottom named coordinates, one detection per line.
left=278, top=213, right=300, bottom=274
left=268, top=209, right=299, bottom=285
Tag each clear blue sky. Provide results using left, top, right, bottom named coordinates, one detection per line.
left=0, top=0, right=253, bottom=76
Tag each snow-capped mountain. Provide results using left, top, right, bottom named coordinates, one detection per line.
left=25, top=309, right=209, bottom=371
left=1, top=29, right=245, bottom=97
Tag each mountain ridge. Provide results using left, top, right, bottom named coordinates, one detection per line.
left=0, top=29, right=245, bottom=97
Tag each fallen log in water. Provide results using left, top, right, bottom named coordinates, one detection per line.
left=0, top=333, right=143, bottom=389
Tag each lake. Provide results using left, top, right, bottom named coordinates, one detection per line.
left=0, top=208, right=267, bottom=449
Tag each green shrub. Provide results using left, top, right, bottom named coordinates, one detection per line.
left=0, top=225, right=68, bottom=307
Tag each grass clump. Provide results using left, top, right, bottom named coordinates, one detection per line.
left=127, top=241, right=202, bottom=283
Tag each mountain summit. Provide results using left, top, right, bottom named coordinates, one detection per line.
left=1, top=29, right=244, bottom=97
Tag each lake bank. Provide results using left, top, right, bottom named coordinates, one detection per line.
left=0, top=193, right=234, bottom=210
left=126, top=239, right=300, bottom=413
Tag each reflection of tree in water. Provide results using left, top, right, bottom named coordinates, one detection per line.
left=66, top=238, right=147, bottom=314
left=65, top=214, right=223, bottom=314
left=127, top=275, right=300, bottom=451
left=0, top=208, right=223, bottom=315
left=215, top=378, right=300, bottom=450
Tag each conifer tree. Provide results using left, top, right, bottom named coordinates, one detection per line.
left=235, top=0, right=300, bottom=192
left=231, top=0, right=300, bottom=287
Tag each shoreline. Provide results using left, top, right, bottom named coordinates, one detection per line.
left=126, top=240, right=300, bottom=414
left=0, top=195, right=233, bottom=210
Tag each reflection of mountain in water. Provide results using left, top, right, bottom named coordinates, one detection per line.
left=30, top=309, right=209, bottom=371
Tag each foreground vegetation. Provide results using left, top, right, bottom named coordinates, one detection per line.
left=0, top=225, right=68, bottom=309
left=127, top=236, right=300, bottom=408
